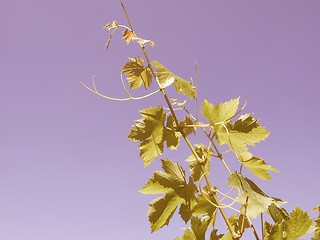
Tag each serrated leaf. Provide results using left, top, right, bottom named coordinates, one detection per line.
left=265, top=206, right=314, bottom=240
left=238, top=152, right=278, bottom=180
left=227, top=172, right=285, bottom=218
left=128, top=106, right=166, bottom=166
left=127, top=118, right=151, bottom=142
left=190, top=216, right=209, bottom=240
left=153, top=159, right=186, bottom=189
left=216, top=114, right=270, bottom=152
left=202, top=98, right=240, bottom=125
left=179, top=202, right=194, bottom=224
left=140, top=159, right=197, bottom=232
left=139, top=175, right=172, bottom=195
left=285, top=206, right=313, bottom=240
left=264, top=221, right=284, bottom=240
left=139, top=139, right=164, bottom=167
left=151, top=61, right=196, bottom=99
left=121, top=57, right=152, bottom=90
left=148, top=192, right=184, bottom=232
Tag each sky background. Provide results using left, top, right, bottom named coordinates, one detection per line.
left=1, top=0, right=320, bottom=239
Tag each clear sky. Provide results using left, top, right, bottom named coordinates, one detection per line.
left=1, top=0, right=319, bottom=239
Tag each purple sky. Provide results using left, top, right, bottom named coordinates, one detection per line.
left=1, top=0, right=320, bottom=239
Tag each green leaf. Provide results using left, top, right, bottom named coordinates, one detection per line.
left=193, top=194, right=217, bottom=217
left=139, top=159, right=197, bottom=232
left=139, top=175, right=172, bottom=195
left=285, top=206, right=313, bottom=240
left=232, top=113, right=259, bottom=132
left=127, top=118, right=151, bottom=142
left=238, top=152, right=278, bottom=180
left=227, top=172, right=285, bottom=218
left=264, top=221, right=284, bottom=240
left=265, top=206, right=313, bottom=240
left=148, top=192, right=184, bottom=232
left=121, top=56, right=152, bottom=90
left=127, top=106, right=166, bottom=167
left=153, top=159, right=186, bottom=190
left=190, top=216, right=209, bottom=240
left=151, top=61, right=196, bottom=99
left=201, top=98, right=240, bottom=125
left=216, top=114, right=270, bottom=152
left=139, top=138, right=163, bottom=167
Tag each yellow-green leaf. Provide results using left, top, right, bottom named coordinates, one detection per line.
left=202, top=98, right=240, bottom=125
left=238, top=152, right=278, bottom=180
left=151, top=61, right=196, bottom=99
left=122, top=57, right=152, bottom=90
left=216, top=114, right=270, bottom=152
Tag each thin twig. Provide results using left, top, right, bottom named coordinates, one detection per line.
left=81, top=80, right=160, bottom=101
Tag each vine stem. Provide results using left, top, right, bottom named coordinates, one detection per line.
left=119, top=1, right=259, bottom=239
left=140, top=45, right=240, bottom=239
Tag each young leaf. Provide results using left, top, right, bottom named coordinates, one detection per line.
left=216, top=114, right=270, bottom=152
left=227, top=172, right=286, bottom=218
left=186, top=143, right=213, bottom=182
left=237, top=152, right=278, bottom=180
left=201, top=98, right=240, bottom=125
left=121, top=57, right=153, bottom=90
left=132, top=36, right=155, bottom=47
left=122, top=29, right=134, bottom=44
left=151, top=61, right=196, bottom=99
